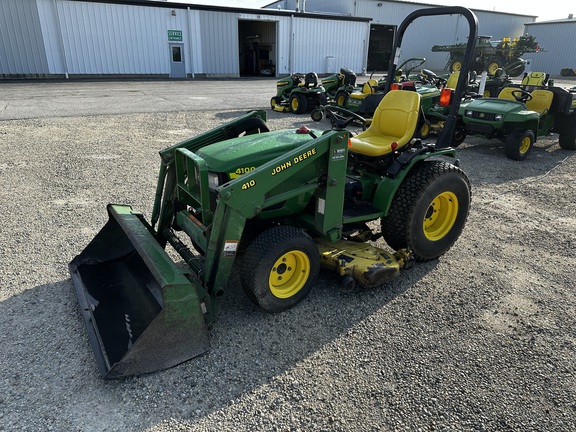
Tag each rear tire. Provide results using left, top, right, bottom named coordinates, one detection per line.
left=382, top=161, right=471, bottom=262
left=504, top=129, right=534, bottom=161
left=559, top=131, right=576, bottom=150
left=240, top=226, right=320, bottom=312
left=290, top=93, right=307, bottom=114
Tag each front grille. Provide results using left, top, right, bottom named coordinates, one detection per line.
left=467, top=111, right=498, bottom=121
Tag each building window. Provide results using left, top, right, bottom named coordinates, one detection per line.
left=172, top=46, right=182, bottom=62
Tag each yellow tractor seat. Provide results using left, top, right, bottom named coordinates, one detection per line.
left=349, top=79, right=379, bottom=100
left=362, top=79, right=379, bottom=94
left=350, top=92, right=369, bottom=100
left=525, top=89, right=554, bottom=115
left=497, top=87, right=517, bottom=100
left=349, top=90, right=421, bottom=157
left=498, top=87, right=554, bottom=116
left=445, top=71, right=459, bottom=89
left=521, top=71, right=548, bottom=88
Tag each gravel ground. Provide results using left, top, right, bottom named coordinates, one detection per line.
left=0, top=78, right=575, bottom=432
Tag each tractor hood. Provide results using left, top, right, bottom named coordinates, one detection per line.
left=196, top=128, right=322, bottom=176
left=459, top=97, right=525, bottom=115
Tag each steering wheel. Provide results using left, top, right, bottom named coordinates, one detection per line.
left=512, top=89, right=533, bottom=103
left=398, top=57, right=427, bottom=78
left=323, top=105, right=367, bottom=129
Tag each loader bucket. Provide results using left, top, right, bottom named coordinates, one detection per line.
left=69, top=204, right=209, bottom=379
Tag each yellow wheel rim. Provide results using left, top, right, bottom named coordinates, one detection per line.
left=269, top=250, right=310, bottom=298
left=423, top=191, right=458, bottom=241
left=420, top=122, right=430, bottom=137
left=488, top=63, right=499, bottom=75
left=291, top=98, right=299, bottom=111
left=336, top=95, right=346, bottom=106
left=519, top=135, right=531, bottom=154
left=271, top=98, right=278, bottom=108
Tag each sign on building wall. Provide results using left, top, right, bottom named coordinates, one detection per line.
left=168, top=30, right=183, bottom=41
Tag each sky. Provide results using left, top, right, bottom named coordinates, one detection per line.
left=169, top=0, right=573, bottom=22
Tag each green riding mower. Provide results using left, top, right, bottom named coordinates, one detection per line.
left=320, top=68, right=358, bottom=104
left=271, top=72, right=328, bottom=114
left=458, top=71, right=576, bottom=160
left=69, top=6, right=479, bottom=379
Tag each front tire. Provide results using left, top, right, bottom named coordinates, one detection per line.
left=290, top=93, right=307, bottom=114
left=487, top=57, right=504, bottom=76
left=311, top=108, right=323, bottom=122
left=240, top=226, right=320, bottom=312
left=417, top=119, right=432, bottom=139
left=452, top=122, right=467, bottom=147
left=335, top=90, right=349, bottom=107
left=270, top=96, right=282, bottom=109
left=382, top=161, right=471, bottom=262
left=449, top=58, right=463, bottom=72
left=504, top=129, right=534, bottom=161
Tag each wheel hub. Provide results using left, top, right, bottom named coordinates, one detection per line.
left=423, top=191, right=458, bottom=241
left=269, top=251, right=310, bottom=298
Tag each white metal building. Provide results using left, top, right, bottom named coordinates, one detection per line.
left=0, top=0, right=370, bottom=79
left=268, top=0, right=538, bottom=72
left=2, top=0, right=562, bottom=79
left=523, top=17, right=576, bottom=75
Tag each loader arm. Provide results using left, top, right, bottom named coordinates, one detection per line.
left=169, top=129, right=351, bottom=314
left=151, top=110, right=268, bottom=227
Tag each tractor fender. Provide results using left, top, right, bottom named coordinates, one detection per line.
left=505, top=111, right=539, bottom=138
left=372, top=146, right=458, bottom=216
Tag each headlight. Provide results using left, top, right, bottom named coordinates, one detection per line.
left=465, top=110, right=473, bottom=117
left=208, top=172, right=221, bottom=190
left=495, top=114, right=502, bottom=121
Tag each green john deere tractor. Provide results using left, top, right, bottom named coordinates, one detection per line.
left=271, top=72, right=327, bottom=114
left=69, top=6, right=479, bottom=379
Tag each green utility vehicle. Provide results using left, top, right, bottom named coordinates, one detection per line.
left=69, top=7, right=479, bottom=379
left=458, top=72, right=576, bottom=160
left=271, top=72, right=327, bottom=114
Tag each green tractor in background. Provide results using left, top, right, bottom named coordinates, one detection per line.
left=69, top=7, right=479, bottom=379
left=432, top=34, right=544, bottom=77
left=271, top=72, right=328, bottom=114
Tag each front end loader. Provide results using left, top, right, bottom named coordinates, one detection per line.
left=69, top=6, right=478, bottom=379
